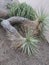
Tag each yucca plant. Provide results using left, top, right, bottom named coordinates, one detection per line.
left=21, top=28, right=39, bottom=56
left=35, top=8, right=49, bottom=36
left=9, top=3, right=36, bottom=20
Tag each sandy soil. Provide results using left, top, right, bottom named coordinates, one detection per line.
left=0, top=26, right=49, bottom=65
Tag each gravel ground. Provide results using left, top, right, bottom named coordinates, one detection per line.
left=0, top=26, right=49, bottom=65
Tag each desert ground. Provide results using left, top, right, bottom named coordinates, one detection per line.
left=0, top=26, right=49, bottom=65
